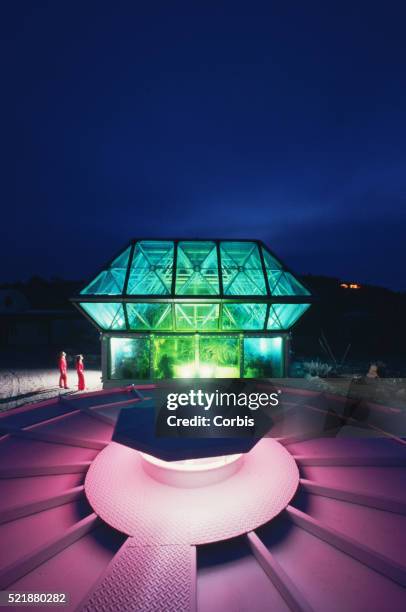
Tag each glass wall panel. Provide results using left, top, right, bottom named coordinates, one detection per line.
left=127, top=303, right=172, bottom=331
left=261, top=246, right=310, bottom=295
left=153, top=335, right=196, bottom=378
left=243, top=337, right=283, bottom=378
left=267, top=303, right=310, bottom=329
left=267, top=305, right=283, bottom=330
left=272, top=271, right=310, bottom=296
left=199, top=336, right=240, bottom=377
left=175, top=304, right=219, bottom=331
left=261, top=247, right=282, bottom=293
left=80, top=302, right=126, bottom=330
left=127, top=241, right=174, bottom=295
left=220, top=242, right=266, bottom=295
left=152, top=335, right=240, bottom=378
left=109, top=337, right=150, bottom=379
left=176, top=241, right=219, bottom=295
left=222, top=303, right=266, bottom=330
left=107, top=333, right=285, bottom=380
left=81, top=246, right=131, bottom=295
left=261, top=247, right=283, bottom=271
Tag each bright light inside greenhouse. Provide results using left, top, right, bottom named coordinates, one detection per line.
left=174, top=363, right=196, bottom=378
left=198, top=364, right=215, bottom=378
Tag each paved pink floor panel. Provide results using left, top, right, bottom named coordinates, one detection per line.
left=0, top=386, right=404, bottom=611
left=84, top=439, right=299, bottom=545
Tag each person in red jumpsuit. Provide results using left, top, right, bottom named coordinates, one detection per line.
left=58, top=351, right=68, bottom=389
left=75, top=354, right=86, bottom=391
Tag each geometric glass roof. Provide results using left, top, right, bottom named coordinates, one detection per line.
left=72, top=239, right=312, bottom=332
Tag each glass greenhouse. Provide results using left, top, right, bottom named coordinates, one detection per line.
left=71, top=240, right=312, bottom=384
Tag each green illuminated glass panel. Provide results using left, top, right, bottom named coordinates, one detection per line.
left=110, top=337, right=150, bottom=379
left=267, top=303, right=310, bottom=329
left=262, top=247, right=309, bottom=296
left=243, top=337, right=283, bottom=378
left=127, top=303, right=172, bottom=331
left=80, top=302, right=126, bottom=330
left=127, top=241, right=174, bottom=295
left=272, top=272, right=310, bottom=296
left=153, top=335, right=195, bottom=378
left=261, top=247, right=283, bottom=293
left=80, top=246, right=131, bottom=295
left=175, top=304, right=219, bottom=331
left=261, top=247, right=283, bottom=271
left=220, top=242, right=266, bottom=295
left=176, top=241, right=219, bottom=295
left=222, top=303, right=267, bottom=330
left=199, top=336, right=240, bottom=377
left=267, top=305, right=283, bottom=330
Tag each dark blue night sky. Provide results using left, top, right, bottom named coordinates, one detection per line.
left=1, top=2, right=405, bottom=289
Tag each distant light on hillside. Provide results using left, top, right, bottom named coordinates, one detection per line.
left=340, top=282, right=361, bottom=290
